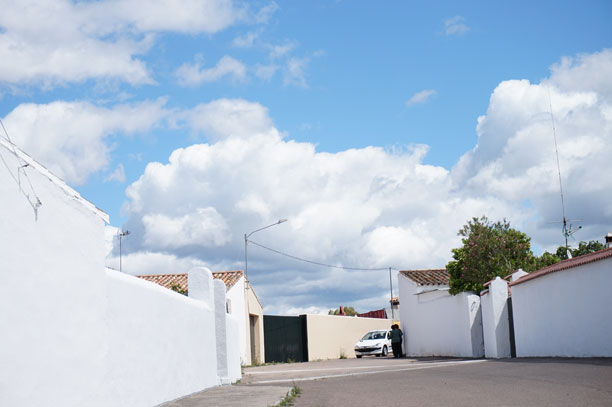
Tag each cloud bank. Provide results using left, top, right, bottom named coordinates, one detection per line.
left=5, top=47, right=610, bottom=315
left=109, top=49, right=612, bottom=314
left=0, top=0, right=244, bottom=86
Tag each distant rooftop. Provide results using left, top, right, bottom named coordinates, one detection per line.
left=137, top=270, right=245, bottom=292
left=400, top=269, right=449, bottom=286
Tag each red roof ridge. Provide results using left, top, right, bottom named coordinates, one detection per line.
left=136, top=272, right=187, bottom=278
left=510, top=247, right=612, bottom=287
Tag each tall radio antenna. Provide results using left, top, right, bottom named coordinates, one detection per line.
left=547, top=86, right=580, bottom=253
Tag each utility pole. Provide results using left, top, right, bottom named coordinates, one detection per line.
left=389, top=267, right=394, bottom=320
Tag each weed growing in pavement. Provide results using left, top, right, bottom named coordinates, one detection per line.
left=272, top=384, right=302, bottom=407
left=339, top=350, right=348, bottom=359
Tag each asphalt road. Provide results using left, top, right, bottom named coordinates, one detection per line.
left=243, top=357, right=612, bottom=407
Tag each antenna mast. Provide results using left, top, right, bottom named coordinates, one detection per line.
left=547, top=87, right=580, bottom=252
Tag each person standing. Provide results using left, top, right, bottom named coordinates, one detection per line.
left=389, top=324, right=403, bottom=358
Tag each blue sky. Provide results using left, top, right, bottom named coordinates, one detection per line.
left=1, top=0, right=611, bottom=314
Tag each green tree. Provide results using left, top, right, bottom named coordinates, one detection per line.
left=328, top=306, right=358, bottom=316
left=170, top=283, right=188, bottom=296
left=569, top=240, right=605, bottom=257
left=447, top=216, right=536, bottom=295
left=554, top=240, right=605, bottom=260
left=534, top=251, right=561, bottom=269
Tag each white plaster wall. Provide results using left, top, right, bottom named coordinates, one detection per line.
left=226, top=278, right=247, bottom=365
left=105, top=270, right=218, bottom=406
left=214, top=279, right=229, bottom=383
left=512, top=259, right=612, bottom=357
left=0, top=143, right=109, bottom=407
left=481, top=277, right=511, bottom=358
left=306, top=314, right=393, bottom=360
left=226, top=313, right=242, bottom=382
left=398, top=274, right=484, bottom=357
left=0, top=143, right=232, bottom=406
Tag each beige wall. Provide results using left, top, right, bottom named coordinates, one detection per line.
left=244, top=285, right=265, bottom=365
left=306, top=315, right=393, bottom=360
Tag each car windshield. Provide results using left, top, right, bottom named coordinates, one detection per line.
left=361, top=331, right=386, bottom=340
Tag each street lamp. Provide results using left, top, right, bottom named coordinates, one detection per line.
left=244, top=219, right=287, bottom=282
left=118, top=230, right=130, bottom=272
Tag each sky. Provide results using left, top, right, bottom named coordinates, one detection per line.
left=1, top=0, right=612, bottom=315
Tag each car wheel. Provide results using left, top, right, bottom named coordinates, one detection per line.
left=356, top=355, right=362, bottom=358
left=382, top=346, right=388, bottom=357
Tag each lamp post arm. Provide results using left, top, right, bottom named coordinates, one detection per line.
left=245, top=219, right=288, bottom=240
left=244, top=219, right=287, bottom=282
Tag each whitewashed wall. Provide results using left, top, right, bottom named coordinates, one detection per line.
left=0, top=140, right=109, bottom=407
left=226, top=277, right=247, bottom=364
left=226, top=313, right=242, bottom=382
left=0, top=141, right=240, bottom=407
left=105, top=269, right=218, bottom=406
left=511, top=259, right=612, bottom=357
left=398, top=275, right=484, bottom=357
left=480, top=277, right=511, bottom=358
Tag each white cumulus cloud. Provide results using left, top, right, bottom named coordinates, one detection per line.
left=109, top=49, right=611, bottom=314
left=175, top=55, right=247, bottom=86
left=2, top=99, right=169, bottom=185
left=0, top=0, right=243, bottom=87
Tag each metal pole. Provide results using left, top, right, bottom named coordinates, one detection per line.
left=244, top=219, right=287, bottom=283
left=244, top=233, right=248, bottom=282
left=389, top=267, right=394, bottom=320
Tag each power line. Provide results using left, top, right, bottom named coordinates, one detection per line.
left=248, top=239, right=394, bottom=271
left=0, top=118, right=43, bottom=217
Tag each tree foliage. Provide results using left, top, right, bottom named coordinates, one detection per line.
left=328, top=306, right=358, bottom=316
left=558, top=240, right=605, bottom=260
left=170, top=283, right=188, bottom=296
left=536, top=239, right=605, bottom=266
left=447, top=216, right=536, bottom=295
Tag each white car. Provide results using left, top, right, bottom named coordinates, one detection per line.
left=354, top=329, right=391, bottom=358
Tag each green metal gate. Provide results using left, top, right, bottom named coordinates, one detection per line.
left=264, top=315, right=308, bottom=363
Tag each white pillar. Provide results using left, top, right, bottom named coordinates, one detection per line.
left=188, top=267, right=214, bottom=306
left=482, top=277, right=511, bottom=358
left=213, top=279, right=229, bottom=384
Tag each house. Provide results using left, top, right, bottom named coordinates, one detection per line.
left=508, top=246, right=612, bottom=357
left=398, top=269, right=484, bottom=357
left=138, top=270, right=264, bottom=365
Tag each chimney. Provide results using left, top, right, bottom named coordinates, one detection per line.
left=605, top=233, right=612, bottom=249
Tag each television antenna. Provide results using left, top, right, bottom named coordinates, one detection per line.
left=546, top=86, right=581, bottom=254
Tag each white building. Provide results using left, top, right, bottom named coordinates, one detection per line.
left=398, top=269, right=484, bottom=357
left=138, top=270, right=265, bottom=365
left=509, top=247, right=612, bottom=357
left=1, top=137, right=238, bottom=407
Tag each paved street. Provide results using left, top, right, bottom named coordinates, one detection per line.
left=242, top=357, right=612, bottom=407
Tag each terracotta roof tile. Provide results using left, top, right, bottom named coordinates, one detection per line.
left=211, top=270, right=244, bottom=289
left=509, top=247, right=612, bottom=287
left=137, top=270, right=245, bottom=292
left=400, top=269, right=449, bottom=286
left=137, top=273, right=187, bottom=292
